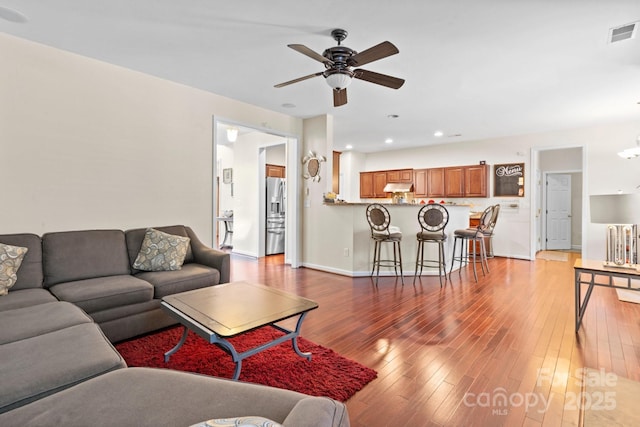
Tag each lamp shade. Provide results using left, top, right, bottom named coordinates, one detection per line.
left=325, top=72, right=352, bottom=90
left=590, top=194, right=640, bottom=224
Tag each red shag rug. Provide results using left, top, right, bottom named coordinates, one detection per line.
left=115, top=326, right=377, bottom=402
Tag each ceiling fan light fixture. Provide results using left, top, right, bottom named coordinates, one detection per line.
left=325, top=72, right=353, bottom=91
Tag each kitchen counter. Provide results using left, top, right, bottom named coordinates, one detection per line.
left=313, top=203, right=471, bottom=277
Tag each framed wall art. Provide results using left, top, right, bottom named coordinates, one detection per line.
left=223, top=168, right=233, bottom=184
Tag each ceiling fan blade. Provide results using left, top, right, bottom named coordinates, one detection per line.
left=349, top=41, right=399, bottom=67
left=274, top=72, right=324, bottom=88
left=354, top=69, right=405, bottom=89
left=333, top=89, right=348, bottom=107
left=288, top=44, right=333, bottom=65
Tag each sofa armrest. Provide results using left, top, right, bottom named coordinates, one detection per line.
left=283, top=397, right=350, bottom=427
left=185, top=227, right=230, bottom=284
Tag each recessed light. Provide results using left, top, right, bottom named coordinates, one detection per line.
left=345, top=144, right=353, bottom=150
left=385, top=138, right=393, bottom=144
left=387, top=114, right=399, bottom=119
left=281, top=103, right=296, bottom=108
left=434, top=130, right=444, bottom=137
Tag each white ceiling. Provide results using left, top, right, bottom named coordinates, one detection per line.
left=2, top=0, right=640, bottom=153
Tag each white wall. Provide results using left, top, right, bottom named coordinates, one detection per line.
left=0, top=33, right=302, bottom=245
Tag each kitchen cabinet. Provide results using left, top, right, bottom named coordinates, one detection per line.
left=360, top=169, right=412, bottom=198
left=444, top=167, right=465, bottom=197
left=427, top=168, right=445, bottom=197
left=413, top=169, right=428, bottom=197
left=386, top=169, right=413, bottom=183
left=360, top=172, right=375, bottom=198
left=465, top=164, right=488, bottom=197
left=266, top=164, right=285, bottom=178
left=373, top=171, right=389, bottom=197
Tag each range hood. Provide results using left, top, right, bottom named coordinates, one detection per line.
left=383, top=183, right=414, bottom=193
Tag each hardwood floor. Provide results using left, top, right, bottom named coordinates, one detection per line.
left=229, top=253, right=640, bottom=427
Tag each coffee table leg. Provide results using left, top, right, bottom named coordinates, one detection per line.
left=164, top=326, right=189, bottom=362
left=291, top=312, right=312, bottom=360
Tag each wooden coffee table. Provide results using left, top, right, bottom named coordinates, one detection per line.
left=160, top=281, right=319, bottom=380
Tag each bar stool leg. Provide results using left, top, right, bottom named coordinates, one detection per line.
left=450, top=236, right=458, bottom=278
left=470, top=238, right=478, bottom=282
left=397, top=241, right=404, bottom=285
left=413, top=240, right=422, bottom=284
left=480, top=238, right=490, bottom=273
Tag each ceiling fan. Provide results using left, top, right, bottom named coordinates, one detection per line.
left=274, top=29, right=405, bottom=107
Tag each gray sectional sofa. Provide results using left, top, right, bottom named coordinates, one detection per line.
left=0, top=226, right=350, bottom=427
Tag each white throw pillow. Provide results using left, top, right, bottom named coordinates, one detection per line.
left=0, top=242, right=28, bottom=295
left=132, top=228, right=190, bottom=272
left=190, top=416, right=282, bottom=427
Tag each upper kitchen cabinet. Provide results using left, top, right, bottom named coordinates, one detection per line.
left=360, top=171, right=391, bottom=198
left=444, top=167, right=465, bottom=197
left=360, top=169, right=413, bottom=198
left=360, top=172, right=374, bottom=198
left=413, top=169, right=427, bottom=197
left=427, top=168, right=445, bottom=198
left=373, top=171, right=389, bottom=197
left=465, top=164, right=488, bottom=197
left=266, top=164, right=286, bottom=178
left=386, top=169, right=413, bottom=183
left=415, top=168, right=445, bottom=198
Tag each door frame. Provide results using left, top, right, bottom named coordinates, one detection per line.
left=212, top=116, right=301, bottom=268
left=530, top=145, right=588, bottom=260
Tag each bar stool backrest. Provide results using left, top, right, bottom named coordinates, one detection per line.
left=478, top=205, right=494, bottom=231
left=489, top=204, right=501, bottom=231
left=366, top=204, right=391, bottom=235
left=418, top=203, right=449, bottom=233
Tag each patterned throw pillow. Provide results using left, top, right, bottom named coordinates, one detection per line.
left=189, top=416, right=282, bottom=427
left=132, top=228, right=190, bottom=272
left=0, top=243, right=28, bottom=295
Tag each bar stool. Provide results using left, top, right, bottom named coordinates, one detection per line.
left=413, top=203, right=449, bottom=287
left=450, top=205, right=493, bottom=282
left=366, top=203, right=404, bottom=285
left=483, top=204, right=500, bottom=258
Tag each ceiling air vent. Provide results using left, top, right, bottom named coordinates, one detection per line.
left=609, top=22, right=638, bottom=43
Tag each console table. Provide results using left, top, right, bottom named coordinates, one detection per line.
left=574, top=259, right=640, bottom=332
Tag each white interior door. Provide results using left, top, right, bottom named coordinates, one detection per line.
left=546, top=174, right=572, bottom=250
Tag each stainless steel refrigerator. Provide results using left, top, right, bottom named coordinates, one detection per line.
left=266, top=177, right=286, bottom=255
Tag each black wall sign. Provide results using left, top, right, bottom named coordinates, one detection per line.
left=493, top=163, right=525, bottom=197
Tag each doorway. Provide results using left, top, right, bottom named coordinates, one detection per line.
left=212, top=118, right=300, bottom=267
left=531, top=146, right=586, bottom=259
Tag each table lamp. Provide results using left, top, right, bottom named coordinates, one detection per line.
left=590, top=194, right=640, bottom=268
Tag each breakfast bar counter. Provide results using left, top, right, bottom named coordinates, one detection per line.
left=308, top=202, right=471, bottom=278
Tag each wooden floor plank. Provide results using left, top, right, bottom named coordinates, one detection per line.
left=228, top=252, right=640, bottom=426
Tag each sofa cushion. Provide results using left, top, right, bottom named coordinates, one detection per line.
left=0, top=301, right=92, bottom=345
left=0, top=323, right=126, bottom=414
left=135, top=263, right=220, bottom=298
left=126, top=225, right=195, bottom=273
left=0, top=288, right=58, bottom=311
left=42, top=229, right=130, bottom=287
left=47, top=275, right=153, bottom=314
left=0, top=243, right=28, bottom=295
left=0, top=368, right=328, bottom=427
left=133, top=228, right=190, bottom=272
